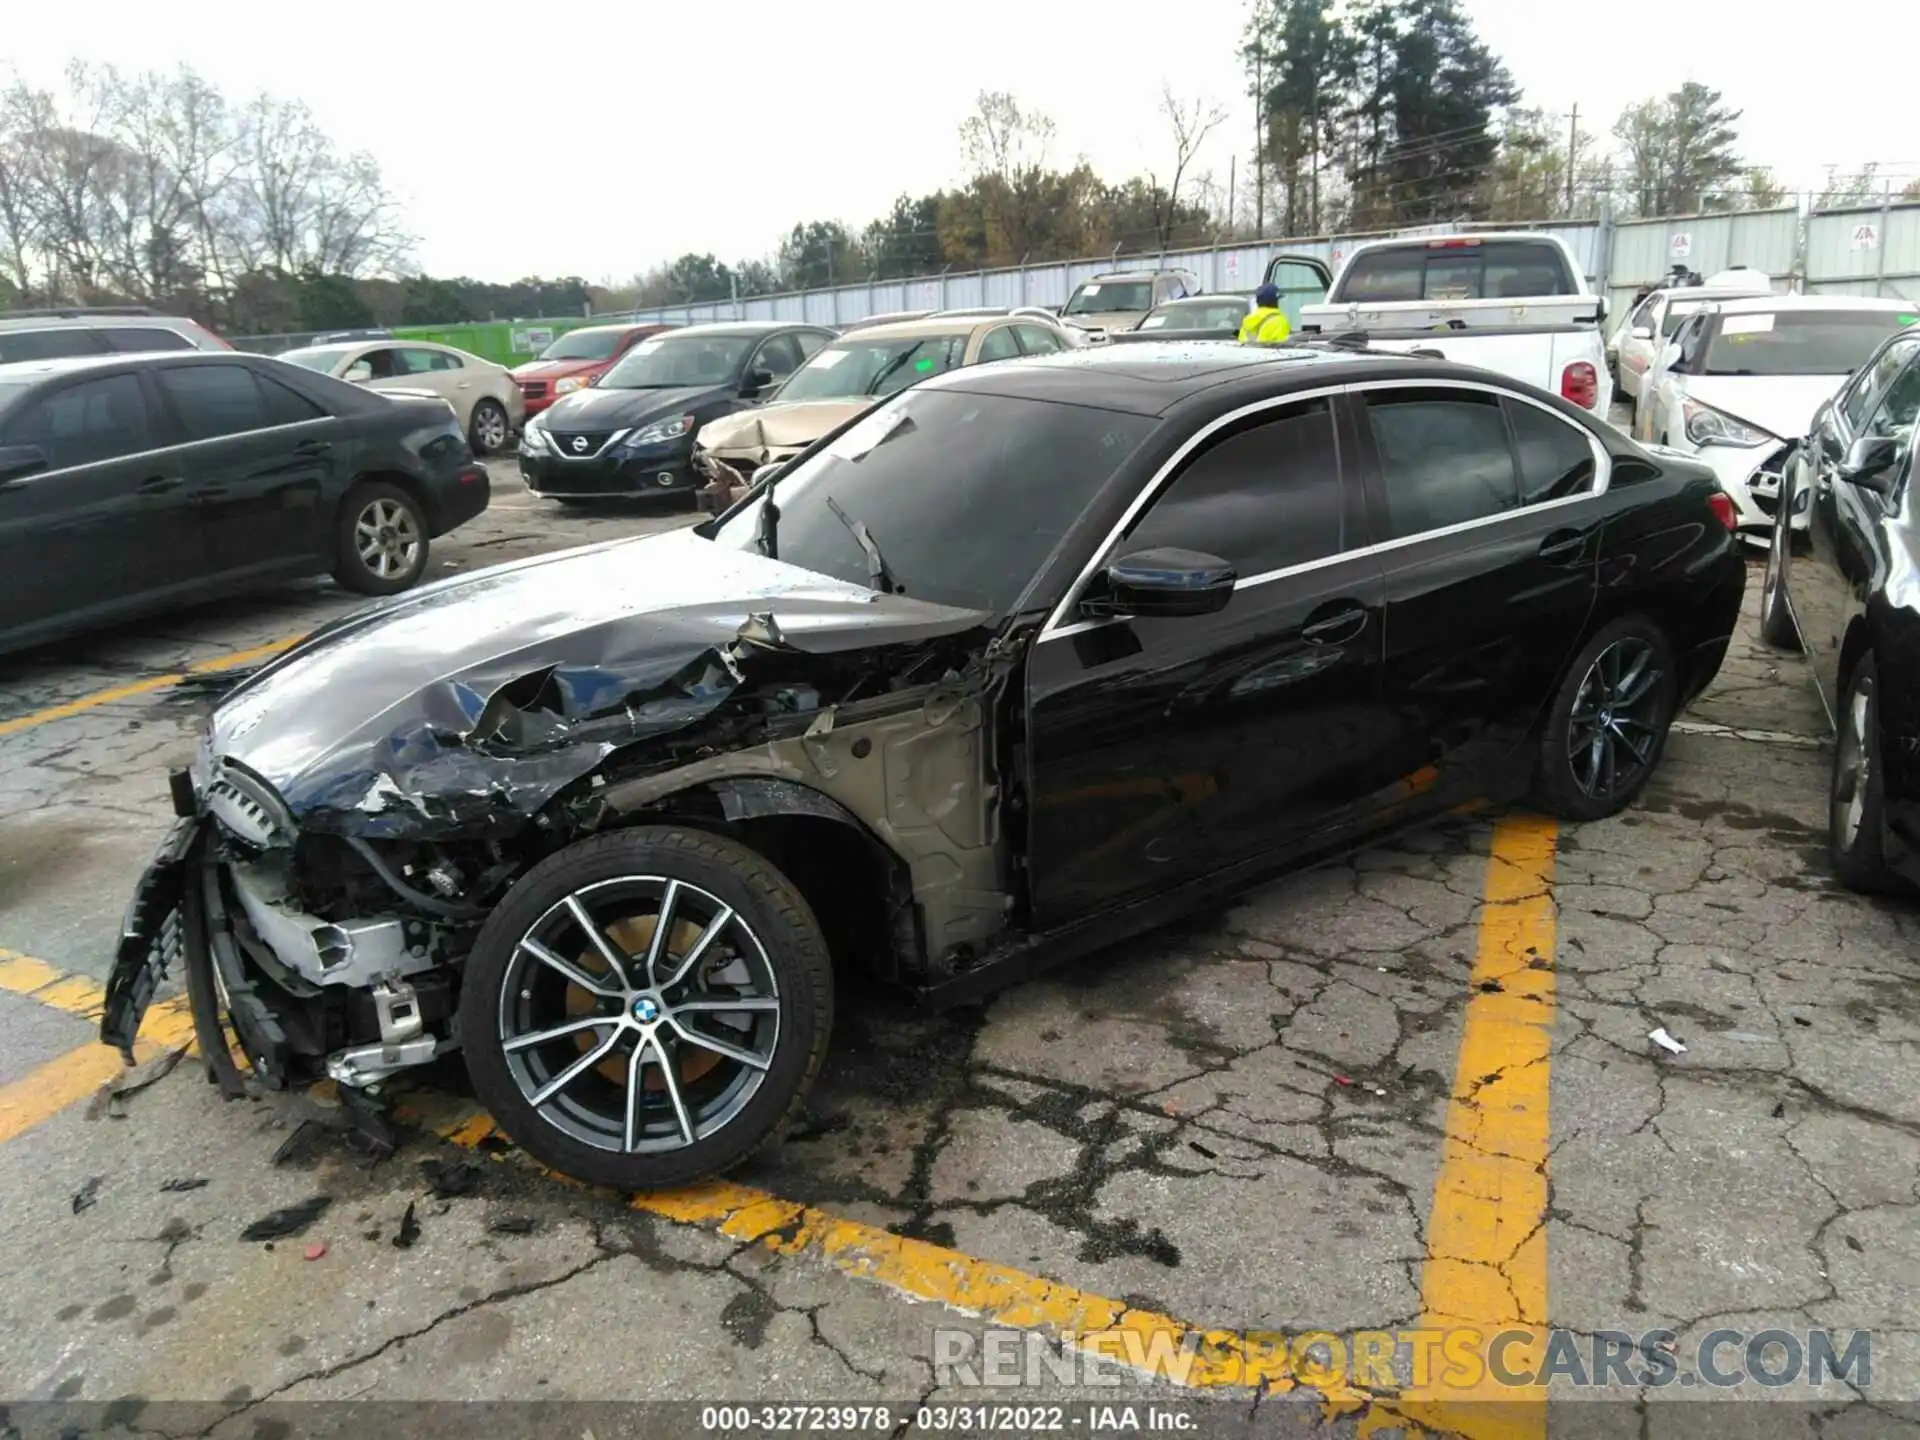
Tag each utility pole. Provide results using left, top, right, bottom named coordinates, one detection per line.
left=1565, top=104, right=1579, bottom=214
left=1227, top=154, right=1236, bottom=237
left=1254, top=46, right=1266, bottom=240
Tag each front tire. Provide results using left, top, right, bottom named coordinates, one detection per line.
left=459, top=826, right=834, bottom=1190
left=1532, top=616, right=1678, bottom=822
left=1830, top=655, right=1895, bottom=892
left=469, top=398, right=511, bottom=455
left=332, top=480, right=429, bottom=595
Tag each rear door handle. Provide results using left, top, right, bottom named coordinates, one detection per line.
left=1538, top=528, right=1591, bottom=564
left=294, top=438, right=332, bottom=456
left=137, top=475, right=183, bottom=495
left=1301, top=601, right=1368, bottom=645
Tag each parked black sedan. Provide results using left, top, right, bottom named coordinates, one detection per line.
left=516, top=322, right=835, bottom=503
left=1760, top=321, right=1920, bottom=888
left=106, top=343, right=1744, bottom=1192
left=0, top=352, right=489, bottom=657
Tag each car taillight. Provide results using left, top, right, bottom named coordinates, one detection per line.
left=1707, top=492, right=1738, bottom=531
left=1560, top=361, right=1598, bottom=409
left=1426, top=237, right=1482, bottom=248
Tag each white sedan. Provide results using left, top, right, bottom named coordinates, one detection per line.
left=279, top=339, right=526, bottom=455
left=1610, top=269, right=1773, bottom=404
left=1639, top=294, right=1920, bottom=543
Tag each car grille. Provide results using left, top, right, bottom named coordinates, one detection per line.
left=548, top=431, right=617, bottom=457
left=1748, top=443, right=1792, bottom=519
left=517, top=379, right=548, bottom=398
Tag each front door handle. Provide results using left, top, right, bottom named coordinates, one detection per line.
left=294, top=438, right=332, bottom=456
left=1538, top=528, right=1590, bottom=564
left=1301, top=601, right=1368, bottom=645
left=137, top=475, right=183, bottom=495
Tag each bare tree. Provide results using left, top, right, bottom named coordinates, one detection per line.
left=1148, top=86, right=1228, bottom=249
left=957, top=91, right=1058, bottom=261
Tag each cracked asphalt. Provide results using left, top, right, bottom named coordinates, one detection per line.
left=2, top=454, right=1918, bottom=1437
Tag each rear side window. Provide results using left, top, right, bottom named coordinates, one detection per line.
left=976, top=327, right=1021, bottom=363
left=4, top=374, right=153, bottom=470
left=157, top=364, right=274, bottom=440
left=1505, top=401, right=1597, bottom=504
left=0, top=328, right=108, bottom=363
left=258, top=372, right=326, bottom=426
left=99, top=326, right=196, bottom=353
left=1364, top=388, right=1518, bottom=539
left=1125, top=399, right=1344, bottom=576
left=1337, top=241, right=1574, bottom=303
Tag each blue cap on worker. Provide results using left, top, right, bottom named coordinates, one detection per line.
left=1255, top=283, right=1280, bottom=307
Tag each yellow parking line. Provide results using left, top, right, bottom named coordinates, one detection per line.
left=0, top=953, right=198, bottom=1144
left=0, top=634, right=301, bottom=739
left=1378, top=813, right=1559, bottom=1440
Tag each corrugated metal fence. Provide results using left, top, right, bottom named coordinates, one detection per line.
left=228, top=201, right=1920, bottom=351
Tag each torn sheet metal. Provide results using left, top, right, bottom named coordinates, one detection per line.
left=197, top=528, right=993, bottom=841
left=696, top=399, right=873, bottom=468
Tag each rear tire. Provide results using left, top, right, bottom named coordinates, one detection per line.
left=1532, top=615, right=1678, bottom=822
left=458, top=826, right=834, bottom=1190
left=469, top=398, right=511, bottom=455
left=331, top=481, right=429, bottom=596
left=1830, top=654, right=1896, bottom=892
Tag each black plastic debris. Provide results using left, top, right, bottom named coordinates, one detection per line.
left=421, top=1158, right=483, bottom=1198
left=240, top=1195, right=332, bottom=1242
left=391, top=1201, right=422, bottom=1249
left=160, top=1177, right=211, bottom=1193
left=70, top=1177, right=103, bottom=1214
left=487, top=1215, right=537, bottom=1236
left=86, top=1045, right=188, bottom=1120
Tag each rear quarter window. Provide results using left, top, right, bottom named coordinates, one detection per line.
left=0, top=328, right=109, bottom=363
left=99, top=326, right=197, bottom=353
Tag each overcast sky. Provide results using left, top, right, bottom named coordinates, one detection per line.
left=8, top=0, right=1913, bottom=283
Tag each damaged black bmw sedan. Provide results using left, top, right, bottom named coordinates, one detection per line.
left=104, top=343, right=1746, bottom=1190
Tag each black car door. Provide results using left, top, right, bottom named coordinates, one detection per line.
left=0, top=369, right=206, bottom=641
left=1350, top=381, right=1605, bottom=806
left=1023, top=390, right=1397, bottom=930
left=151, top=362, right=341, bottom=582
left=1801, top=347, right=1920, bottom=722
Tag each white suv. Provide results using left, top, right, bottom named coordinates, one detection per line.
left=0, top=307, right=231, bottom=363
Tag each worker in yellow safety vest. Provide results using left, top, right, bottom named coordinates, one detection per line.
left=1237, top=283, right=1292, bottom=344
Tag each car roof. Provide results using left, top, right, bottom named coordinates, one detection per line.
left=1085, top=270, right=1188, bottom=283
left=1706, top=294, right=1917, bottom=314
left=0, top=350, right=237, bottom=383
left=830, top=317, right=1007, bottom=342
left=655, top=321, right=827, bottom=338
left=914, top=341, right=1406, bottom=415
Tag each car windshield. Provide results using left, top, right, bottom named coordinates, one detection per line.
left=710, top=388, right=1154, bottom=613
left=775, top=333, right=969, bottom=402
left=1700, top=311, right=1912, bottom=377
left=1065, top=282, right=1153, bottom=316
left=279, top=345, right=357, bottom=372
left=539, top=329, right=627, bottom=362
left=1138, top=302, right=1247, bottom=332
left=600, top=334, right=754, bottom=388
left=1336, top=240, right=1574, bottom=302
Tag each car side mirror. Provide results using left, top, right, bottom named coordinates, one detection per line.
left=742, top=368, right=775, bottom=397
left=1630, top=324, right=1654, bottom=341
left=0, top=444, right=48, bottom=485
left=1084, top=547, right=1237, bottom=620
left=1840, top=435, right=1901, bottom=494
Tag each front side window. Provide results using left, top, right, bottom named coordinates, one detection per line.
left=600, top=334, right=757, bottom=389
left=976, top=327, right=1021, bottom=363
left=1364, top=388, right=1518, bottom=540
left=710, top=389, right=1154, bottom=614
left=4, top=373, right=153, bottom=470
left=751, top=334, right=805, bottom=383
left=1014, top=324, right=1064, bottom=355
left=1123, top=399, right=1344, bottom=577
left=1865, top=359, right=1920, bottom=444
left=398, top=348, right=460, bottom=373
left=1506, top=400, right=1597, bottom=504
left=1698, top=310, right=1909, bottom=378
left=794, top=331, right=829, bottom=358
left=156, top=364, right=269, bottom=441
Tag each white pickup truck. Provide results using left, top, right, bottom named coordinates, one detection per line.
left=1264, top=232, right=1613, bottom=419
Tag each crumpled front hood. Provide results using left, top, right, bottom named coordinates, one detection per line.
left=697, top=399, right=874, bottom=459
left=209, top=529, right=991, bottom=837
left=540, top=385, right=727, bottom=430
left=1679, top=374, right=1849, bottom=443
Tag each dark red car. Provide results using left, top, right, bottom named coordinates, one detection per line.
left=510, top=323, right=674, bottom=416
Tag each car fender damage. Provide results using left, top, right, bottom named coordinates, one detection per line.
left=101, top=601, right=1014, bottom=1097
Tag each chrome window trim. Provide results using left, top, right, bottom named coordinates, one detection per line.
left=1037, top=377, right=1611, bottom=644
